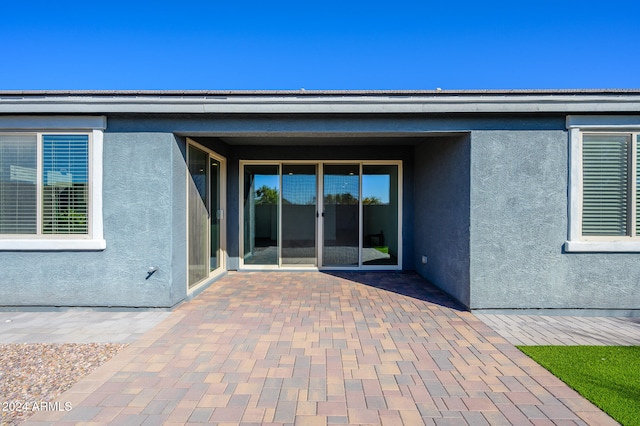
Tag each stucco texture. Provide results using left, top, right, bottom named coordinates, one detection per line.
left=413, top=136, right=471, bottom=307
left=469, top=130, right=640, bottom=311
left=0, top=133, right=183, bottom=308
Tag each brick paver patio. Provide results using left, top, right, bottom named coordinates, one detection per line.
left=24, top=272, right=617, bottom=425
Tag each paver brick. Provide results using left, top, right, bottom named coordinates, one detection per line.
left=538, top=403, right=581, bottom=420
left=462, top=397, right=498, bottom=411
left=575, top=410, right=620, bottom=426
left=21, top=272, right=618, bottom=426
left=317, top=401, right=347, bottom=416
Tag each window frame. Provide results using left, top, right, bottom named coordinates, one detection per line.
left=185, top=138, right=227, bottom=292
left=0, top=116, right=106, bottom=251
left=565, top=115, right=640, bottom=252
left=238, top=159, right=403, bottom=270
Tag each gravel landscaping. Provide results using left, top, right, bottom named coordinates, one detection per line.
left=0, top=343, right=126, bottom=425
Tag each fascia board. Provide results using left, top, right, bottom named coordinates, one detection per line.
left=1, top=95, right=640, bottom=114
left=566, top=115, right=640, bottom=129
left=0, top=115, right=107, bottom=130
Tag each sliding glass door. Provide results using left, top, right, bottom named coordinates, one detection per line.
left=362, top=165, right=399, bottom=266
left=240, top=161, right=400, bottom=270
left=321, top=164, right=399, bottom=267
left=187, top=145, right=209, bottom=286
left=322, top=164, right=359, bottom=266
left=187, top=140, right=225, bottom=290
left=282, top=165, right=317, bottom=266
left=210, top=157, right=221, bottom=271
left=243, top=165, right=279, bottom=265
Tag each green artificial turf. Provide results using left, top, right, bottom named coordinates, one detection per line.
left=518, top=346, right=640, bottom=426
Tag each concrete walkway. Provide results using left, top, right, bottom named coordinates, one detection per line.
left=13, top=272, right=620, bottom=425
left=0, top=311, right=171, bottom=344
left=476, top=314, right=640, bottom=346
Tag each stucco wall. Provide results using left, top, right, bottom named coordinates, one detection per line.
left=170, top=136, right=188, bottom=305
left=0, top=132, right=181, bottom=308
left=413, top=135, right=471, bottom=307
left=469, top=130, right=640, bottom=312
left=6, top=113, right=638, bottom=312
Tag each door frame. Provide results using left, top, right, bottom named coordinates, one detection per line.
left=186, top=138, right=227, bottom=293
left=239, top=160, right=402, bottom=271
left=281, top=163, right=318, bottom=268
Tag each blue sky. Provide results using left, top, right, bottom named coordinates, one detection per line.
left=1, top=0, right=639, bottom=90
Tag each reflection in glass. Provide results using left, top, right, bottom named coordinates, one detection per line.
left=362, top=165, right=398, bottom=265
left=282, top=165, right=317, bottom=265
left=0, top=135, right=38, bottom=234
left=42, top=135, right=89, bottom=234
left=210, top=158, right=220, bottom=271
left=323, top=164, right=359, bottom=266
left=244, top=165, right=279, bottom=265
left=188, top=145, right=209, bottom=287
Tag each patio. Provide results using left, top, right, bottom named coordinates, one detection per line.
left=22, top=271, right=617, bottom=425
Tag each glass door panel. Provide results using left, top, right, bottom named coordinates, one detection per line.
left=210, top=157, right=221, bottom=271
left=282, top=164, right=317, bottom=266
left=323, top=164, right=360, bottom=266
left=362, top=165, right=398, bottom=265
left=187, top=145, right=209, bottom=288
left=243, top=165, right=279, bottom=265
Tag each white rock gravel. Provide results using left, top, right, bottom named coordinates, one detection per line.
left=0, top=343, right=126, bottom=425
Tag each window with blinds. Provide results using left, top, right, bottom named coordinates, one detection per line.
left=582, top=133, right=637, bottom=238
left=0, top=133, right=89, bottom=237
left=42, top=135, right=89, bottom=234
left=0, top=135, right=38, bottom=234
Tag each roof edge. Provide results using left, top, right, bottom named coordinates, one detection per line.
left=2, top=88, right=640, bottom=97
left=3, top=89, right=640, bottom=114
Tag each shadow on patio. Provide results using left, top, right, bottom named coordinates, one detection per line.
left=323, top=271, right=466, bottom=311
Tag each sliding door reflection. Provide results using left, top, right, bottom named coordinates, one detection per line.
left=282, top=165, right=317, bottom=266
left=243, top=165, right=279, bottom=265
left=362, top=165, right=398, bottom=265
left=210, top=157, right=221, bottom=271
left=322, top=164, right=359, bottom=266
left=187, top=145, right=210, bottom=288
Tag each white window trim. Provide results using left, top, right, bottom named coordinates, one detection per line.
left=565, top=115, right=640, bottom=252
left=0, top=116, right=106, bottom=251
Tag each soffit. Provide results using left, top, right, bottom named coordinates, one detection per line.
left=215, top=135, right=454, bottom=146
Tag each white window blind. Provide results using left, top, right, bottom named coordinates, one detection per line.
left=42, top=135, right=89, bottom=234
left=582, top=134, right=630, bottom=236
left=637, top=135, right=640, bottom=236
left=0, top=135, right=38, bottom=234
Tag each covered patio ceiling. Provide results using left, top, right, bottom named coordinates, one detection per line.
left=198, top=134, right=466, bottom=146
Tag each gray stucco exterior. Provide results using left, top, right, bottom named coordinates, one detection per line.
left=414, top=135, right=471, bottom=307
left=470, top=127, right=640, bottom=314
left=0, top=132, right=185, bottom=307
left=1, top=90, right=639, bottom=314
